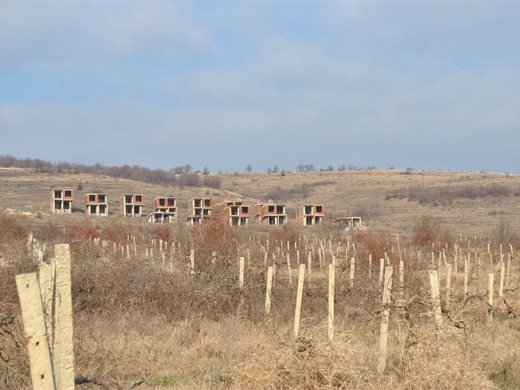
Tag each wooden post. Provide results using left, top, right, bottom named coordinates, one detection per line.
left=293, top=264, right=305, bottom=338
left=428, top=270, right=444, bottom=350
left=368, top=254, right=372, bottom=279
left=190, top=249, right=195, bottom=275
left=445, top=264, right=452, bottom=308
left=463, top=254, right=469, bottom=299
left=238, top=256, right=245, bottom=314
left=488, top=273, right=494, bottom=323
left=265, top=266, right=273, bottom=315
left=499, top=259, right=505, bottom=298
left=506, top=254, right=511, bottom=289
left=286, top=253, right=292, bottom=286
left=475, top=255, right=481, bottom=294
left=398, top=259, right=404, bottom=298
left=307, top=252, right=312, bottom=287
left=328, top=264, right=335, bottom=342
left=53, top=244, right=74, bottom=390
left=377, top=266, right=393, bottom=374
left=379, top=258, right=385, bottom=291
left=349, top=257, right=355, bottom=288
left=16, top=273, right=56, bottom=390
left=239, top=256, right=245, bottom=290
left=272, top=261, right=277, bottom=286
left=454, top=251, right=458, bottom=273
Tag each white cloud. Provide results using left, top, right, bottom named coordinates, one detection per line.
left=1, top=2, right=520, bottom=171
left=0, top=2, right=214, bottom=71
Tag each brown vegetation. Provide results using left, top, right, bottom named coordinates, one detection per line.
left=386, top=183, right=516, bottom=206
left=263, top=180, right=336, bottom=202
left=0, top=155, right=221, bottom=189
left=3, top=211, right=520, bottom=389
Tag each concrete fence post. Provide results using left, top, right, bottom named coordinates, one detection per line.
left=190, top=249, right=195, bottom=275
left=265, top=266, right=273, bottom=315
left=488, top=273, right=494, bottom=323
left=506, top=254, right=511, bottom=289
left=445, top=264, right=452, bottom=309
left=239, top=256, right=245, bottom=290
left=378, top=258, right=385, bottom=292
left=499, top=260, right=505, bottom=298
left=377, top=265, right=393, bottom=374
left=286, top=253, right=292, bottom=286
left=307, top=252, right=312, bottom=287
left=349, top=257, right=355, bottom=288
left=294, top=264, right=306, bottom=338
left=16, top=273, right=56, bottom=390
left=428, top=270, right=444, bottom=350
left=53, top=244, right=74, bottom=390
left=398, top=259, right=404, bottom=298
left=464, top=254, right=469, bottom=299
left=38, top=261, right=55, bottom=350
left=328, top=264, right=335, bottom=342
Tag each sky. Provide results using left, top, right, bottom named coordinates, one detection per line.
left=0, top=1, right=519, bottom=173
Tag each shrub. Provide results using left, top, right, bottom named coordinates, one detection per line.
left=386, top=183, right=515, bottom=206
left=353, top=231, right=394, bottom=263
left=203, top=176, right=222, bottom=189
left=102, top=221, right=129, bottom=244
left=177, top=173, right=200, bottom=188
left=411, top=215, right=439, bottom=247
left=264, top=181, right=336, bottom=202
left=66, top=220, right=100, bottom=242
left=495, top=217, right=515, bottom=244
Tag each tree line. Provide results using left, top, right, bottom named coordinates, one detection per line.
left=0, top=155, right=221, bottom=189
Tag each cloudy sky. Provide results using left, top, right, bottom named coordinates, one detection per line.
left=1, top=1, right=519, bottom=172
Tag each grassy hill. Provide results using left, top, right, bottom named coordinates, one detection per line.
left=1, top=167, right=519, bottom=236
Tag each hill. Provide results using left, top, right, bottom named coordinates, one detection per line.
left=1, top=167, right=519, bottom=236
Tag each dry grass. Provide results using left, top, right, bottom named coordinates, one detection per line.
left=2, top=168, right=520, bottom=389
left=2, top=168, right=520, bottom=236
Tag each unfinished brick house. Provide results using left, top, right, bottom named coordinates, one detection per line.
left=50, top=188, right=74, bottom=214
left=147, top=197, right=176, bottom=223
left=120, top=194, right=144, bottom=218
left=85, top=193, right=108, bottom=216
left=333, top=217, right=362, bottom=231
left=186, top=198, right=212, bottom=225
left=296, top=204, right=324, bottom=226
left=254, top=200, right=287, bottom=225
left=223, top=199, right=250, bottom=226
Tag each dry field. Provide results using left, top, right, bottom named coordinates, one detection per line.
left=2, top=168, right=520, bottom=389
left=215, top=169, right=520, bottom=236
left=1, top=167, right=520, bottom=235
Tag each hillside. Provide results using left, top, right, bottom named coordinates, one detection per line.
left=1, top=167, right=519, bottom=236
